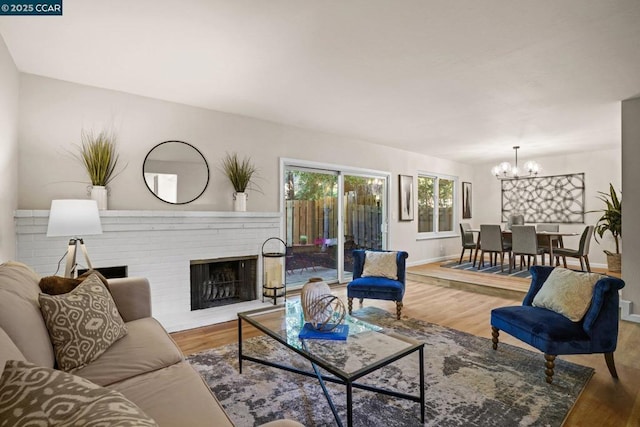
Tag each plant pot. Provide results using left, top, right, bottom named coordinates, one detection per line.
left=606, top=253, right=621, bottom=273
left=90, top=185, right=108, bottom=210
left=233, top=192, right=247, bottom=212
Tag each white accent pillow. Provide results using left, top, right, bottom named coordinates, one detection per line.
left=532, top=268, right=602, bottom=322
left=362, top=251, right=398, bottom=280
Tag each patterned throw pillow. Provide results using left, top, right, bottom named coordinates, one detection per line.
left=362, top=251, right=398, bottom=280
left=532, top=267, right=603, bottom=322
left=0, top=360, right=158, bottom=426
left=39, top=274, right=128, bottom=372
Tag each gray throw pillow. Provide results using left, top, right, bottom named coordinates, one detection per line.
left=39, top=273, right=128, bottom=371
left=0, top=360, right=158, bottom=426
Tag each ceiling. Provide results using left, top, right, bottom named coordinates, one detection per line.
left=2, top=0, right=640, bottom=164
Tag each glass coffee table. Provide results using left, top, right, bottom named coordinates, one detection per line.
left=238, top=301, right=425, bottom=427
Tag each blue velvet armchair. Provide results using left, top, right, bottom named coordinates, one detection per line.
left=491, top=265, right=625, bottom=383
left=347, top=249, right=409, bottom=320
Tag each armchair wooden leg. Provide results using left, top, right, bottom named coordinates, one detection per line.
left=491, top=326, right=499, bottom=350
left=348, top=297, right=353, bottom=315
left=359, top=298, right=364, bottom=305
left=605, top=352, right=619, bottom=378
left=395, top=301, right=403, bottom=320
left=544, top=354, right=556, bottom=384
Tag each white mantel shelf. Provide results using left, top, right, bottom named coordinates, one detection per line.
left=15, top=209, right=283, bottom=332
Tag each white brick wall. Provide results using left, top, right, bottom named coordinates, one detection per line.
left=15, top=210, right=282, bottom=332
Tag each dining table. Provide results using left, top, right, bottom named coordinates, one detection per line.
left=468, top=228, right=579, bottom=268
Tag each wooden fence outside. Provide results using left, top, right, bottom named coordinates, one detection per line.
left=286, top=198, right=382, bottom=249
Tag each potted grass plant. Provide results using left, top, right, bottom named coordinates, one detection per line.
left=74, top=128, right=125, bottom=210
left=591, top=183, right=621, bottom=272
left=221, top=152, right=258, bottom=211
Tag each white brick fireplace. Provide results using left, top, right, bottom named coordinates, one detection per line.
left=15, top=210, right=282, bottom=332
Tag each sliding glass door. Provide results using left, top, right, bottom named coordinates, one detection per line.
left=343, top=175, right=385, bottom=280
left=284, top=163, right=388, bottom=287
left=284, top=168, right=339, bottom=286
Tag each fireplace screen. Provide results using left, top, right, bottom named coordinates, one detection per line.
left=190, top=256, right=258, bottom=310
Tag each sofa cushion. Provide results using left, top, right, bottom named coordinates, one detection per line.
left=362, top=251, right=398, bottom=280
left=0, top=262, right=55, bottom=368
left=73, top=317, right=183, bottom=387
left=0, top=360, right=158, bottom=426
left=0, top=328, right=26, bottom=375
left=39, top=274, right=128, bottom=372
left=109, top=361, right=234, bottom=427
left=532, top=267, right=602, bottom=322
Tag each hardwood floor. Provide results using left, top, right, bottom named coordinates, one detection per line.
left=171, top=262, right=640, bottom=427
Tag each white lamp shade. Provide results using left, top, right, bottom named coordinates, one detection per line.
left=47, top=200, right=103, bottom=237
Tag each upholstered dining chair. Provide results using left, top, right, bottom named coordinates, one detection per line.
left=459, top=223, right=477, bottom=264
left=536, top=224, right=560, bottom=266
left=347, top=249, right=409, bottom=320
left=510, top=225, right=545, bottom=273
left=491, top=266, right=625, bottom=383
left=478, top=225, right=511, bottom=272
left=554, top=225, right=594, bottom=272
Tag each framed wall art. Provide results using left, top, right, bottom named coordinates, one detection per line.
left=501, top=173, right=585, bottom=223
left=462, top=182, right=472, bottom=219
left=399, top=175, right=414, bottom=221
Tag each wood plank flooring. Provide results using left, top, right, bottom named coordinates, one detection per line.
left=171, top=261, right=640, bottom=427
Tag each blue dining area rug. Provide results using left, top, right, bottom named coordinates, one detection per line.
left=440, top=260, right=532, bottom=279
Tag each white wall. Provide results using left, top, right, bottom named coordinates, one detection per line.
left=470, top=148, right=622, bottom=268
left=622, top=97, right=640, bottom=318
left=0, top=36, right=19, bottom=262
left=16, top=74, right=472, bottom=265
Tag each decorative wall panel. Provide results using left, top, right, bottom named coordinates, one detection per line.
left=501, top=173, right=585, bottom=224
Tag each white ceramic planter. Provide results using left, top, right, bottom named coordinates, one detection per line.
left=234, top=192, right=247, bottom=212
left=90, top=185, right=108, bottom=210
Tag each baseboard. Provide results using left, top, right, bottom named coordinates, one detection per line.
left=619, top=299, right=640, bottom=323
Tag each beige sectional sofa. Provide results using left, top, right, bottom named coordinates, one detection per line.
left=0, top=261, right=301, bottom=426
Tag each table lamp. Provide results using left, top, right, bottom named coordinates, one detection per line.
left=47, top=199, right=103, bottom=277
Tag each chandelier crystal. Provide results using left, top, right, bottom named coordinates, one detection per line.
left=491, top=146, right=540, bottom=179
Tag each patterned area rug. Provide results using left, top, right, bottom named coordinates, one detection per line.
left=187, top=307, right=593, bottom=427
left=441, top=260, right=532, bottom=279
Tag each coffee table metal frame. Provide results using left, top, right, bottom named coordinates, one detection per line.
left=238, top=304, right=425, bottom=427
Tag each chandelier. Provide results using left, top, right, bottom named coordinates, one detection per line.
left=491, top=146, right=540, bottom=179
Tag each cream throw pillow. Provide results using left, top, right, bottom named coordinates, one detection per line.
left=532, top=267, right=602, bottom=322
left=362, top=251, right=398, bottom=280
left=0, top=360, right=158, bottom=426
left=39, top=273, right=128, bottom=372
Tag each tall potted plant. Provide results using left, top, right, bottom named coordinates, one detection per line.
left=74, top=128, right=125, bottom=210
left=591, top=183, right=621, bottom=272
left=221, top=152, right=258, bottom=211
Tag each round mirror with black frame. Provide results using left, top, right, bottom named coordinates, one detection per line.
left=143, top=140, right=210, bottom=204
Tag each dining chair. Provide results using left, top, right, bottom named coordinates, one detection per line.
left=553, top=225, right=595, bottom=272
left=536, top=224, right=560, bottom=265
left=478, top=225, right=511, bottom=272
left=506, top=214, right=524, bottom=230
left=510, top=225, right=545, bottom=273
left=458, top=223, right=477, bottom=264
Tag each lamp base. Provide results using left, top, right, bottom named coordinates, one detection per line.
left=64, top=238, right=94, bottom=278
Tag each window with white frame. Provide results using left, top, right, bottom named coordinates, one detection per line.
left=417, top=173, right=457, bottom=235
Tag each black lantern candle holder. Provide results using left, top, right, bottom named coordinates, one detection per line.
left=261, top=237, right=286, bottom=305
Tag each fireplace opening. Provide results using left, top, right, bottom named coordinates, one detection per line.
left=190, top=256, right=258, bottom=311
